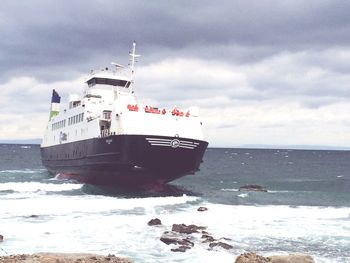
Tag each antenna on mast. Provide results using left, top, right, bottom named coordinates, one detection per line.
left=111, top=62, right=125, bottom=69
left=129, top=41, right=140, bottom=81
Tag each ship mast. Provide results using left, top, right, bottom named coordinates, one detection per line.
left=129, top=41, right=140, bottom=91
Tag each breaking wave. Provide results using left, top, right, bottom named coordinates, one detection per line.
left=0, top=182, right=83, bottom=193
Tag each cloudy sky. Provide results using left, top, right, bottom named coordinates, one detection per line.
left=1, top=0, right=350, bottom=148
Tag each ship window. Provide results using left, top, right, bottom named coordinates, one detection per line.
left=87, top=77, right=130, bottom=87
left=103, top=111, right=111, bottom=119
left=73, top=101, right=81, bottom=107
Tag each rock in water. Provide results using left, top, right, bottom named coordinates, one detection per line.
left=148, top=218, right=162, bottom=226
left=160, top=231, right=183, bottom=245
left=209, top=241, right=233, bottom=250
left=268, top=253, right=315, bottom=263
left=239, top=184, right=267, bottom=192
left=172, top=224, right=206, bottom=234
left=201, top=234, right=215, bottom=242
left=160, top=231, right=194, bottom=247
left=0, top=234, right=3, bottom=242
left=171, top=246, right=191, bottom=253
left=197, top=207, right=208, bottom=212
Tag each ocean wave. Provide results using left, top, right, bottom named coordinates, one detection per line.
left=267, top=190, right=291, bottom=193
left=221, top=188, right=291, bottom=194
left=0, top=198, right=348, bottom=262
left=0, top=194, right=200, bottom=217
left=0, top=182, right=83, bottom=193
left=220, top=188, right=239, bottom=192
left=0, top=169, right=46, bottom=174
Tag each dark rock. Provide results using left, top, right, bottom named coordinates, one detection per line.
left=197, top=207, right=208, bottom=212
left=178, top=238, right=194, bottom=248
left=201, top=234, right=215, bottom=242
left=172, top=224, right=206, bottom=234
left=0, top=234, right=3, bottom=242
left=160, top=231, right=194, bottom=248
left=218, top=237, right=232, bottom=241
left=147, top=218, right=162, bottom=226
left=209, top=241, right=233, bottom=250
left=234, top=252, right=270, bottom=263
left=239, top=184, right=267, bottom=192
left=171, top=246, right=191, bottom=252
left=160, top=231, right=180, bottom=245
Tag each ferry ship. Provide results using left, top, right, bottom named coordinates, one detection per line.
left=40, top=43, right=208, bottom=185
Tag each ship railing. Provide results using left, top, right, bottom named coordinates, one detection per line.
left=100, top=129, right=116, bottom=137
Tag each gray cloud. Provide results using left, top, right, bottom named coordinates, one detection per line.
left=1, top=0, right=350, bottom=82
left=2, top=0, right=350, bottom=146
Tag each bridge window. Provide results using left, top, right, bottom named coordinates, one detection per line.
left=87, top=77, right=130, bottom=88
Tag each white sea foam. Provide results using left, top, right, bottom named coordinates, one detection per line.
left=237, top=193, right=249, bottom=198
left=0, top=194, right=348, bottom=263
left=0, top=182, right=83, bottom=193
left=267, top=190, right=291, bottom=193
left=0, top=169, right=45, bottom=174
left=221, top=188, right=239, bottom=192
left=0, top=193, right=199, bottom=217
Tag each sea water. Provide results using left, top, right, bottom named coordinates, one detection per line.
left=0, top=144, right=349, bottom=262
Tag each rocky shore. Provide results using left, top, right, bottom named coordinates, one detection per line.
left=0, top=252, right=316, bottom=263
left=234, top=252, right=315, bottom=263
left=0, top=253, right=133, bottom=263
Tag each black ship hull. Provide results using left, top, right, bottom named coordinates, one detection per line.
left=40, top=135, right=208, bottom=185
